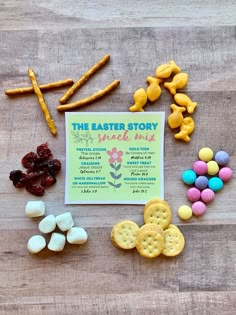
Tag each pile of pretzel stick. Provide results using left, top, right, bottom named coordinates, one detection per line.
left=5, top=54, right=120, bottom=136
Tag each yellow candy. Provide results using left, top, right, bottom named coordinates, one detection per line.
left=198, top=147, right=214, bottom=162
left=155, top=60, right=181, bottom=79
left=178, top=205, right=192, bottom=220
left=168, top=104, right=186, bottom=129
left=175, top=116, right=195, bottom=142
left=164, top=73, right=188, bottom=95
left=129, top=88, right=147, bottom=112
left=207, top=160, right=219, bottom=175
left=146, top=77, right=162, bottom=102
left=174, top=93, right=198, bottom=113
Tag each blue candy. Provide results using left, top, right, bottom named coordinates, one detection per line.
left=208, top=177, right=224, bottom=192
left=182, top=169, right=197, bottom=185
left=214, top=150, right=230, bottom=166
left=195, top=176, right=208, bottom=190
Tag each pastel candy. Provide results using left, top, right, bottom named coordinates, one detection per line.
left=201, top=188, right=215, bottom=203
left=178, top=205, right=192, bottom=220
left=182, top=169, right=197, bottom=185
left=208, top=177, right=224, bottom=192
left=187, top=187, right=201, bottom=202
left=207, top=161, right=219, bottom=176
left=215, top=151, right=230, bottom=165
left=198, top=147, right=214, bottom=162
left=195, top=176, right=208, bottom=190
left=192, top=201, right=207, bottom=216
left=218, top=167, right=233, bottom=182
left=192, top=160, right=208, bottom=175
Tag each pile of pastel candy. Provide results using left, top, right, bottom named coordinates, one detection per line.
left=178, top=147, right=233, bottom=220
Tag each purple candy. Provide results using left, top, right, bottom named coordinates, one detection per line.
left=192, top=160, right=208, bottom=175
left=214, top=150, right=230, bottom=166
left=195, top=176, right=208, bottom=190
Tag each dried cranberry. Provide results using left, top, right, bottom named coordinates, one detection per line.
left=9, top=170, right=28, bottom=188
left=48, top=159, right=61, bottom=175
left=41, top=174, right=56, bottom=187
left=21, top=152, right=38, bottom=169
left=26, top=184, right=45, bottom=196
left=26, top=170, right=45, bottom=180
left=36, top=143, right=53, bottom=160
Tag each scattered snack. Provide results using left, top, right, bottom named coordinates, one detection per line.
left=56, top=212, right=74, bottom=232
left=25, top=200, right=45, bottom=218
left=57, top=80, right=120, bottom=111
left=178, top=205, right=193, bottom=220
left=38, top=214, right=56, bottom=234
left=27, top=235, right=46, bottom=254
left=155, top=60, right=181, bottom=79
left=67, top=227, right=88, bottom=245
left=174, top=116, right=195, bottom=142
left=164, top=73, right=189, bottom=95
left=162, top=226, right=185, bottom=257
left=143, top=199, right=172, bottom=230
left=48, top=232, right=66, bottom=252
left=60, top=54, right=110, bottom=104
left=28, top=68, right=57, bottom=136
left=174, top=93, right=198, bottom=113
left=168, top=104, right=186, bottom=129
left=129, top=88, right=148, bottom=112
left=9, top=143, right=61, bottom=196
left=138, top=223, right=164, bottom=237
left=136, top=229, right=164, bottom=258
left=111, top=220, right=140, bottom=250
left=5, top=78, right=74, bottom=96
left=180, top=148, right=232, bottom=219
left=146, top=77, right=162, bottom=102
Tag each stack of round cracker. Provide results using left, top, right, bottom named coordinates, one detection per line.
left=111, top=198, right=185, bottom=259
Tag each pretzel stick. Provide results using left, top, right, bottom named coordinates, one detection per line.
left=5, top=78, right=74, bottom=96
left=57, top=80, right=120, bottom=112
left=59, top=54, right=110, bottom=104
left=28, top=68, right=57, bottom=136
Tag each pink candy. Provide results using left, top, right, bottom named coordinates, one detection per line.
left=201, top=188, right=215, bottom=203
left=187, top=187, right=201, bottom=202
left=192, top=201, right=207, bottom=216
left=192, top=160, right=208, bottom=175
left=218, top=167, right=233, bottom=182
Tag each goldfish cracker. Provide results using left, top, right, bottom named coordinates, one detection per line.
left=175, top=117, right=195, bottom=142
left=146, top=77, right=162, bottom=102
left=129, top=88, right=148, bottom=112
left=155, top=60, right=181, bottom=79
left=164, top=73, right=188, bottom=95
left=168, top=104, right=186, bottom=129
left=174, top=93, right=198, bottom=113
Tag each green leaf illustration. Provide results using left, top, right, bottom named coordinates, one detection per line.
left=110, top=172, right=122, bottom=180
left=108, top=182, right=121, bottom=188
left=115, top=164, right=121, bottom=171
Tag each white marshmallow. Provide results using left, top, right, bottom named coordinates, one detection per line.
left=25, top=201, right=45, bottom=218
left=67, top=227, right=88, bottom=245
left=56, top=212, right=74, bottom=231
left=39, top=215, right=56, bottom=234
left=48, top=232, right=66, bottom=252
left=27, top=235, right=46, bottom=253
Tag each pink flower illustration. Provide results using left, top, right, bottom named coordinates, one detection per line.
left=106, top=147, right=123, bottom=164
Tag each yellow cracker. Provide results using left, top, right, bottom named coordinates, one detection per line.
left=162, top=227, right=185, bottom=257
left=168, top=224, right=182, bottom=233
left=144, top=198, right=170, bottom=213
left=144, top=202, right=172, bottom=230
left=136, top=230, right=164, bottom=258
left=139, top=223, right=164, bottom=237
left=111, top=220, right=139, bottom=250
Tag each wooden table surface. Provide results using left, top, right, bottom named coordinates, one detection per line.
left=0, top=1, right=236, bottom=314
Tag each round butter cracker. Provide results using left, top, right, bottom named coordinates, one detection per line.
left=136, top=230, right=164, bottom=258
left=162, top=227, right=185, bottom=257
left=144, top=202, right=172, bottom=230
left=111, top=220, right=139, bottom=250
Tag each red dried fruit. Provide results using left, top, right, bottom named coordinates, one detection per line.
left=21, top=152, right=38, bottom=169
left=47, top=159, right=61, bottom=175
left=41, top=174, right=56, bottom=187
left=9, top=170, right=28, bottom=188
left=26, top=170, right=45, bottom=180
left=36, top=143, right=53, bottom=160
left=26, top=184, right=45, bottom=196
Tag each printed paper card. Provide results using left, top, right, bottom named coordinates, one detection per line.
left=65, top=112, right=165, bottom=204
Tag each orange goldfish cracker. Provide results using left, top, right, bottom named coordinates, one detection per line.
left=111, top=220, right=140, bottom=250
left=146, top=77, right=162, bottom=102
left=136, top=229, right=164, bottom=258
left=164, top=73, right=188, bottom=95
left=156, top=60, right=181, bottom=79
left=168, top=104, right=186, bottom=129
left=57, top=80, right=120, bottom=111
left=162, top=227, right=185, bottom=257
left=174, top=93, right=198, bottom=114
left=175, top=117, right=195, bottom=142
left=28, top=68, right=57, bottom=136
left=129, top=88, right=148, bottom=112
left=5, top=78, right=74, bottom=96
left=60, top=54, right=110, bottom=104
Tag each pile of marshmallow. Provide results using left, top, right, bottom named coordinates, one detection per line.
left=25, top=201, right=88, bottom=253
